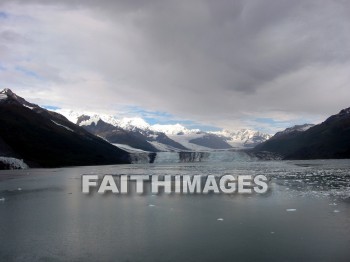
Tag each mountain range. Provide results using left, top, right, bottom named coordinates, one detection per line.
left=3, top=88, right=349, bottom=169
left=55, top=109, right=272, bottom=152
left=0, top=89, right=273, bottom=168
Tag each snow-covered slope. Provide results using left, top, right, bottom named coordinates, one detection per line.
left=56, top=109, right=204, bottom=134
left=117, top=117, right=150, bottom=131
left=211, top=129, right=272, bottom=148
left=167, top=133, right=212, bottom=151
left=151, top=123, right=200, bottom=135
left=56, top=109, right=151, bottom=130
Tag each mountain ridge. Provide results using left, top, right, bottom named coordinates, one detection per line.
left=0, top=89, right=131, bottom=168
left=255, top=108, right=350, bottom=159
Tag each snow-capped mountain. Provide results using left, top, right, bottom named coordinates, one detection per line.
left=54, top=109, right=271, bottom=151
left=56, top=109, right=199, bottom=135
left=211, top=129, right=272, bottom=148
left=55, top=110, right=189, bottom=152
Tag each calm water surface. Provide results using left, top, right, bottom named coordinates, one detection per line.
left=1, top=160, right=350, bottom=262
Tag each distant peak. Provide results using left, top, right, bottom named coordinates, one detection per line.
left=0, top=88, right=39, bottom=109
left=0, top=88, right=14, bottom=95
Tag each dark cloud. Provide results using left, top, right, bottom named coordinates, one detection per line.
left=1, top=0, right=350, bottom=131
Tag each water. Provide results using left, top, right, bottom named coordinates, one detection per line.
left=1, top=160, right=350, bottom=261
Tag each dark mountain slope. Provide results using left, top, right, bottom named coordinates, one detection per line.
left=83, top=119, right=159, bottom=152
left=189, top=134, right=232, bottom=149
left=0, top=89, right=130, bottom=167
left=255, top=108, right=350, bottom=159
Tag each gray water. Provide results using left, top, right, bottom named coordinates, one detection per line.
left=1, top=160, right=350, bottom=262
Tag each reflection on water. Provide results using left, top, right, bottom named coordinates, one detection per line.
left=0, top=160, right=350, bottom=261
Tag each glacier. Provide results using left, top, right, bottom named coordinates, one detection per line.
left=130, top=150, right=261, bottom=164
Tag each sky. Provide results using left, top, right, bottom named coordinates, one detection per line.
left=1, top=0, right=350, bottom=134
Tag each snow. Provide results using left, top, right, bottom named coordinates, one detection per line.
left=55, top=109, right=86, bottom=124
left=211, top=129, right=272, bottom=148
left=167, top=133, right=212, bottom=151
left=51, top=120, right=74, bottom=132
left=148, top=141, right=183, bottom=152
left=0, top=94, right=7, bottom=100
left=23, top=104, right=35, bottom=110
left=275, top=124, right=314, bottom=136
left=151, top=123, right=200, bottom=135
left=55, top=109, right=149, bottom=130
left=100, top=115, right=119, bottom=126
left=0, top=157, right=28, bottom=169
left=55, top=109, right=203, bottom=135
left=117, top=117, right=150, bottom=131
left=112, top=143, right=149, bottom=153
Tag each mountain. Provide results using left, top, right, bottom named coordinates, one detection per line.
left=56, top=110, right=189, bottom=152
left=0, top=89, right=130, bottom=168
left=273, top=124, right=314, bottom=138
left=211, top=129, right=272, bottom=148
left=255, top=108, right=350, bottom=159
left=188, top=134, right=233, bottom=149
left=78, top=117, right=159, bottom=152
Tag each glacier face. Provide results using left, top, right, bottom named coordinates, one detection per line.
left=130, top=150, right=262, bottom=164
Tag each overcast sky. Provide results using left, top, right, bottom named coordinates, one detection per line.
left=1, top=0, right=350, bottom=133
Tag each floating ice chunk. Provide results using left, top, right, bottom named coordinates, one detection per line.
left=286, top=209, right=297, bottom=212
left=217, top=218, right=224, bottom=221
left=18, top=188, right=22, bottom=191
left=148, top=204, right=155, bottom=207
left=333, top=210, right=340, bottom=213
left=270, top=232, right=275, bottom=234
left=329, top=203, right=337, bottom=206
left=0, top=197, right=5, bottom=202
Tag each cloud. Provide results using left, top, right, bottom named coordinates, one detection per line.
left=1, top=0, right=350, bottom=133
